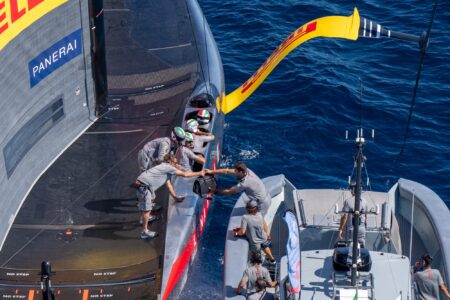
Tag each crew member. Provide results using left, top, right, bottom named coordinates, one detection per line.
left=235, top=251, right=278, bottom=296
left=414, top=254, right=450, bottom=300
left=235, top=200, right=275, bottom=262
left=338, top=183, right=368, bottom=248
left=175, top=132, right=205, bottom=171
left=136, top=153, right=205, bottom=239
left=185, top=118, right=215, bottom=154
left=196, top=109, right=211, bottom=129
left=207, top=162, right=272, bottom=215
left=247, top=279, right=275, bottom=300
left=137, top=127, right=186, bottom=171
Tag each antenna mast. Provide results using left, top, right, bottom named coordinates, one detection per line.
left=351, top=129, right=365, bottom=286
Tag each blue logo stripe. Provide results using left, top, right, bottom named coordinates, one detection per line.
left=28, top=29, right=83, bottom=88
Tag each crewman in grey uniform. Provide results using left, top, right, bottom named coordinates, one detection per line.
left=175, top=132, right=205, bottom=171
left=235, top=251, right=278, bottom=296
left=137, top=127, right=186, bottom=171
left=235, top=200, right=275, bottom=262
left=247, top=279, right=275, bottom=300
left=207, top=162, right=272, bottom=215
left=338, top=184, right=368, bottom=247
left=185, top=118, right=215, bottom=154
left=414, top=254, right=450, bottom=300
left=136, top=153, right=205, bottom=239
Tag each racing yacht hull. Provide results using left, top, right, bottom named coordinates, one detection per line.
left=0, top=0, right=224, bottom=299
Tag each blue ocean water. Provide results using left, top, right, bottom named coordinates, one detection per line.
left=180, top=1, right=449, bottom=298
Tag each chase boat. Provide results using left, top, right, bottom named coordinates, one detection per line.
left=224, top=134, right=450, bottom=299
left=222, top=4, right=449, bottom=300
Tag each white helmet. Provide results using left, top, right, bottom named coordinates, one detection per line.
left=184, top=132, right=194, bottom=148
left=185, top=119, right=199, bottom=133
left=171, top=126, right=186, bottom=142
left=196, top=109, right=210, bottom=125
left=184, top=132, right=194, bottom=143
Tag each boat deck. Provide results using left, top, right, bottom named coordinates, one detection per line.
left=297, top=189, right=388, bottom=228
left=300, top=250, right=410, bottom=300
left=225, top=178, right=448, bottom=299
left=0, top=123, right=169, bottom=299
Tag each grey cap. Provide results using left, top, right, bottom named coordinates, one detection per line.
left=246, top=200, right=258, bottom=209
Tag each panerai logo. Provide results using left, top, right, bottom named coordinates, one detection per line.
left=28, top=28, right=82, bottom=87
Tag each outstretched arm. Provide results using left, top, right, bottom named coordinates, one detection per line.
left=236, top=226, right=246, bottom=237
left=215, top=186, right=239, bottom=195
left=175, top=169, right=205, bottom=177
left=235, top=279, right=247, bottom=295
left=196, top=130, right=215, bottom=138
left=439, top=283, right=450, bottom=298
left=166, top=180, right=184, bottom=202
left=207, top=168, right=234, bottom=175
left=235, top=216, right=247, bottom=237
left=194, top=154, right=205, bottom=165
left=166, top=180, right=186, bottom=202
left=263, top=219, right=270, bottom=238
left=264, top=272, right=278, bottom=287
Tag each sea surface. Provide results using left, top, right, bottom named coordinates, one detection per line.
left=180, top=1, right=449, bottom=298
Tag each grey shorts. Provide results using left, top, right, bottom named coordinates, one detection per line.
left=136, top=187, right=155, bottom=212
left=249, top=239, right=271, bottom=252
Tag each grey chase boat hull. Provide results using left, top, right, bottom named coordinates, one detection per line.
left=223, top=176, right=450, bottom=299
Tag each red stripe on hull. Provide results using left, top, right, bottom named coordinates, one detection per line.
left=162, top=153, right=217, bottom=299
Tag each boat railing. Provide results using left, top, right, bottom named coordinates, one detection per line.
left=297, top=198, right=307, bottom=227
left=394, top=179, right=450, bottom=287
left=297, top=190, right=388, bottom=228
left=331, top=271, right=375, bottom=300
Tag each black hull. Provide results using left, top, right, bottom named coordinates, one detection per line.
left=0, top=0, right=225, bottom=298
left=0, top=121, right=181, bottom=299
